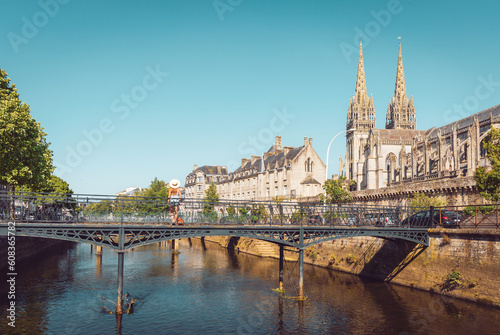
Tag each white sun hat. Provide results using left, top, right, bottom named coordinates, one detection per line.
left=169, top=179, right=180, bottom=189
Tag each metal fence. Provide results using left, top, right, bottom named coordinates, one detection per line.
left=0, top=191, right=498, bottom=229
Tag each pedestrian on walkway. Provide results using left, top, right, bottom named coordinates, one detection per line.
left=169, top=179, right=182, bottom=224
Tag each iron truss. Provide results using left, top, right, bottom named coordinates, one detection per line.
left=0, top=223, right=429, bottom=250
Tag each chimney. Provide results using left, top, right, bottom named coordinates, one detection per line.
left=275, top=136, right=282, bottom=151
left=309, top=137, right=312, bottom=145
left=284, top=146, right=293, bottom=156
left=194, top=164, right=198, bottom=170
left=251, top=155, right=259, bottom=165
left=304, top=137, right=307, bottom=146
left=241, top=158, right=249, bottom=167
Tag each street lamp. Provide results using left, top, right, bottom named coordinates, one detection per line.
left=325, top=128, right=356, bottom=181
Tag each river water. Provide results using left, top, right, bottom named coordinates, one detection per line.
left=1, top=238, right=499, bottom=335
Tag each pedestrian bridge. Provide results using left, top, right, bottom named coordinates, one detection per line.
left=0, top=191, right=430, bottom=249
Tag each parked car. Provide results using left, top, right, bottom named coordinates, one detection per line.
left=401, top=210, right=464, bottom=228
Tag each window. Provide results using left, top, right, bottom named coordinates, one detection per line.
left=197, top=176, right=203, bottom=183
left=197, top=185, right=202, bottom=192
left=284, top=185, right=287, bottom=196
left=480, top=140, right=487, bottom=157
left=305, top=158, right=312, bottom=172
left=275, top=186, right=278, bottom=195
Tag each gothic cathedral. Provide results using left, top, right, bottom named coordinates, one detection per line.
left=344, top=42, right=499, bottom=193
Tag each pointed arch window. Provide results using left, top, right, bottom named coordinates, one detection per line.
left=480, top=140, right=487, bottom=158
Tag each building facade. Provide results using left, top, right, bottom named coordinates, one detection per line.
left=185, top=136, right=326, bottom=201
left=184, top=165, right=228, bottom=199
left=217, top=136, right=325, bottom=201
left=345, top=41, right=499, bottom=197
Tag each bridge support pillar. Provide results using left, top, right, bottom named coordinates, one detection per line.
left=116, top=251, right=124, bottom=315
left=172, top=239, right=180, bottom=253
left=279, top=245, right=284, bottom=291
left=96, top=253, right=102, bottom=268
left=96, top=245, right=103, bottom=255
left=298, top=248, right=304, bottom=300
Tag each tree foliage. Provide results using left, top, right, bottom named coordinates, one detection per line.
left=0, top=69, right=54, bottom=190
left=16, top=175, right=73, bottom=195
left=409, top=193, right=447, bottom=211
left=203, top=183, right=219, bottom=214
left=134, top=177, right=169, bottom=213
left=84, top=200, right=113, bottom=215
left=475, top=126, right=500, bottom=202
left=319, top=176, right=353, bottom=204
left=138, top=177, right=169, bottom=198
left=84, top=178, right=169, bottom=217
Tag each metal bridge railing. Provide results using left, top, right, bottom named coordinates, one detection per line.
left=2, top=191, right=497, bottom=229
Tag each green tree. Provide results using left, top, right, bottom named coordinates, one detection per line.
left=45, top=175, right=73, bottom=195
left=84, top=200, right=113, bottom=216
left=0, top=69, right=54, bottom=191
left=203, top=183, right=219, bottom=214
left=141, top=177, right=169, bottom=198
left=409, top=193, right=447, bottom=211
left=15, top=175, right=72, bottom=195
left=134, top=177, right=169, bottom=214
left=319, top=176, right=353, bottom=204
left=227, top=204, right=236, bottom=215
left=475, top=126, right=500, bottom=202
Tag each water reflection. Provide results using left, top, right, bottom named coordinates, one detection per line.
left=0, top=238, right=498, bottom=334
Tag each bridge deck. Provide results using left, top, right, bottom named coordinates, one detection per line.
left=0, top=221, right=430, bottom=250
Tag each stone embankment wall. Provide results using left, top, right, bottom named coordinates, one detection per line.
left=0, top=236, right=68, bottom=269
left=203, top=230, right=500, bottom=307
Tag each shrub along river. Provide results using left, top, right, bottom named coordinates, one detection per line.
left=0, top=238, right=499, bottom=334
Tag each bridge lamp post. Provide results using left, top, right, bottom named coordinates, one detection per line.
left=325, top=128, right=356, bottom=182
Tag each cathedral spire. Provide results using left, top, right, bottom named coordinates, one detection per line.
left=347, top=41, right=375, bottom=131
left=354, top=41, right=368, bottom=103
left=386, top=42, right=416, bottom=130
left=394, top=43, right=407, bottom=104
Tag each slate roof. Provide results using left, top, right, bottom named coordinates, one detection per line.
left=233, top=146, right=305, bottom=175
left=188, top=165, right=227, bottom=177
left=427, top=104, right=500, bottom=139
left=366, top=104, right=500, bottom=144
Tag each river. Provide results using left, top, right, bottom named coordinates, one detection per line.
left=1, top=238, right=499, bottom=334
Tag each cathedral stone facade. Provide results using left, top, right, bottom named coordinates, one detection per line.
left=345, top=42, right=500, bottom=206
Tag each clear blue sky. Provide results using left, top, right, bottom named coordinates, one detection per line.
left=1, top=0, right=499, bottom=195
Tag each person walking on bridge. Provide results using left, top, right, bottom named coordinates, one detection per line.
left=168, top=179, right=182, bottom=224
